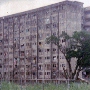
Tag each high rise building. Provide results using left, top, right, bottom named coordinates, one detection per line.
left=84, top=7, right=90, bottom=31
left=0, top=1, right=83, bottom=83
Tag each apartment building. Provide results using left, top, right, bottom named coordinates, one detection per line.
left=84, top=7, right=90, bottom=31
left=0, top=1, right=83, bottom=83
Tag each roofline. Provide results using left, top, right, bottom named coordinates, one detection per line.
left=0, top=1, right=83, bottom=20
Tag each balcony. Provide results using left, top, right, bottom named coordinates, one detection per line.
left=26, top=75, right=31, bottom=79
left=85, top=14, right=90, bottom=19
left=84, top=21, right=90, bottom=26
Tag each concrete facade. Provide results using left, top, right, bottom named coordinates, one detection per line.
left=0, top=1, right=83, bottom=83
left=84, top=7, right=90, bottom=31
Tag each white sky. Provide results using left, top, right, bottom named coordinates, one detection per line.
left=0, top=0, right=90, bottom=17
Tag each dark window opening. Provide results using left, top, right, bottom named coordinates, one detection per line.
left=39, top=42, right=41, bottom=45
left=32, top=72, right=36, bottom=75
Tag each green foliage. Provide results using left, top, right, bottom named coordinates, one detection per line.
left=46, top=35, right=59, bottom=45
left=46, top=31, right=90, bottom=79
left=26, top=83, right=42, bottom=90
left=72, top=31, right=90, bottom=68
left=1, top=82, right=90, bottom=90
left=46, top=31, right=90, bottom=68
left=1, top=81, right=20, bottom=90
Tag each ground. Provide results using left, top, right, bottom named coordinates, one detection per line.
left=0, top=81, right=90, bottom=90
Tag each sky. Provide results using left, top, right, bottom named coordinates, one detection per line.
left=0, top=0, right=90, bottom=17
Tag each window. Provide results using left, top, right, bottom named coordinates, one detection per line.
left=52, top=32, right=57, bottom=36
left=62, top=64, right=65, bottom=67
left=15, top=65, right=17, bottom=68
left=4, top=46, right=8, bottom=48
left=20, top=58, right=24, bottom=62
left=26, top=21, right=30, bottom=25
left=62, top=56, right=65, bottom=59
left=39, top=72, right=42, bottom=75
left=53, top=48, right=56, bottom=51
left=26, top=65, right=30, bottom=68
left=33, top=57, right=36, bottom=60
left=53, top=56, right=57, bottom=60
left=45, top=18, right=50, bottom=24
left=47, top=64, right=50, bottom=70
left=45, top=72, right=46, bottom=75
left=20, top=51, right=24, bottom=56
left=9, top=52, right=13, bottom=54
left=26, top=29, right=29, bottom=32
left=39, top=42, right=42, bottom=45
left=38, top=34, right=42, bottom=39
left=32, top=42, right=36, bottom=45
left=20, top=30, right=24, bottom=33
left=47, top=72, right=50, bottom=75
left=52, top=16, right=58, bottom=22
left=0, top=65, right=2, bottom=68
left=33, top=50, right=36, bottom=53
left=20, top=37, right=24, bottom=40
left=26, top=43, right=30, bottom=46
left=4, top=26, right=8, bottom=29
left=46, top=33, right=50, bottom=37
left=62, top=39, right=65, bottom=43
left=47, top=49, right=50, bottom=52
left=31, top=13, right=37, bottom=19
left=47, top=56, right=50, bottom=59
left=0, top=59, right=2, bottom=62
left=52, top=6, right=58, bottom=13
left=0, top=33, right=2, bottom=36
left=38, top=25, right=43, bottom=30
left=60, top=56, right=61, bottom=59
left=26, top=72, right=30, bottom=75
left=9, top=38, right=13, bottom=42
left=26, top=50, right=30, bottom=54
left=32, top=35, right=36, bottom=38
left=26, top=36, right=29, bottom=39
left=0, top=40, right=2, bottom=42
left=62, top=31, right=65, bottom=34
left=4, top=72, right=6, bottom=75
left=0, top=52, right=2, bottom=55
left=39, top=49, right=43, bottom=54
left=32, top=72, right=36, bottom=75
left=53, top=64, right=56, bottom=67
left=46, top=24, right=51, bottom=29
left=45, top=10, right=49, bottom=15
left=52, top=23, right=58, bottom=28
left=39, top=49, right=41, bottom=52
left=32, top=27, right=37, bottom=31
left=21, top=44, right=24, bottom=47
left=15, top=72, right=17, bottom=74
left=31, top=20, right=37, bottom=25
left=39, top=57, right=42, bottom=60
left=38, top=65, right=42, bottom=70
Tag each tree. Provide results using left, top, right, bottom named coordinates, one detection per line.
left=46, top=31, right=90, bottom=80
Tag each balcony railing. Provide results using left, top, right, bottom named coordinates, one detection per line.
left=84, top=21, right=90, bottom=26
left=85, top=14, right=90, bottom=18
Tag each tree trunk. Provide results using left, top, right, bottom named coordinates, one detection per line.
left=63, top=67, right=68, bottom=79
left=72, top=65, right=78, bottom=79
left=75, top=68, right=81, bottom=80
left=67, top=60, right=73, bottom=79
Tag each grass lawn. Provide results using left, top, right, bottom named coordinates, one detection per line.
left=0, top=82, right=90, bottom=90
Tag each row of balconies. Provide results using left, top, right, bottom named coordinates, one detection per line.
left=0, top=69, right=65, bottom=79
left=84, top=21, right=90, bottom=26
left=85, top=14, right=90, bottom=19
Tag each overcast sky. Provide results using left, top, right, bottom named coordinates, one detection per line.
left=0, top=0, right=90, bottom=17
